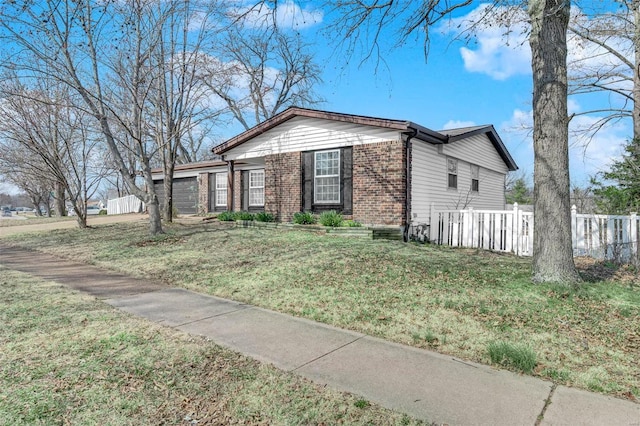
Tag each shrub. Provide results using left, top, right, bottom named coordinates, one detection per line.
left=98, top=209, right=107, bottom=215
left=293, top=211, right=316, bottom=225
left=254, top=212, right=275, bottom=222
left=341, top=219, right=362, bottom=227
left=319, top=210, right=343, bottom=227
left=487, top=341, right=537, bottom=374
left=233, top=211, right=255, bottom=221
left=217, top=211, right=236, bottom=221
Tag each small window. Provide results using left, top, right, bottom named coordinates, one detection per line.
left=315, top=150, right=340, bottom=203
left=215, top=173, right=227, bottom=207
left=249, top=170, right=265, bottom=206
left=471, top=164, right=480, bottom=192
left=447, top=158, right=458, bottom=189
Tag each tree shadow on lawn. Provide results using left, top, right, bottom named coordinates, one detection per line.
left=575, top=256, right=638, bottom=286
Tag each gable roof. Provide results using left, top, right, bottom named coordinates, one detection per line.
left=213, top=107, right=517, bottom=171
left=440, top=125, right=517, bottom=171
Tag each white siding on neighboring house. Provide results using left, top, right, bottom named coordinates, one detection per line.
left=411, top=139, right=507, bottom=226
left=441, top=133, right=509, bottom=174
left=223, top=116, right=401, bottom=161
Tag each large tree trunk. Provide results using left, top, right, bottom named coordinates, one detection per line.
left=163, top=165, right=174, bottom=222
left=529, top=0, right=580, bottom=284
left=633, top=0, right=640, bottom=139
left=54, top=180, right=66, bottom=217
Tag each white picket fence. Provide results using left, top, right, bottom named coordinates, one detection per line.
left=107, top=194, right=145, bottom=215
left=430, top=204, right=640, bottom=262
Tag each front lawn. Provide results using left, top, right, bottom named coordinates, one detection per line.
left=0, top=267, right=421, bottom=425
left=3, top=220, right=639, bottom=400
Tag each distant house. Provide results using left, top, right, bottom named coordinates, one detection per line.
left=152, top=107, right=517, bottom=237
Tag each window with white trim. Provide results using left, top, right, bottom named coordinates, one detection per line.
left=447, top=158, right=458, bottom=189
left=249, top=170, right=265, bottom=206
left=471, top=164, right=480, bottom=192
left=215, top=173, right=227, bottom=207
left=314, top=150, right=340, bottom=203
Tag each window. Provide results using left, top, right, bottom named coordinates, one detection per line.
left=314, top=150, right=340, bottom=203
left=447, top=158, right=458, bottom=189
left=471, top=165, right=480, bottom=192
left=215, top=173, right=227, bottom=207
left=249, top=170, right=265, bottom=206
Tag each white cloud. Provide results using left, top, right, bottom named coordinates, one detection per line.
left=441, top=4, right=530, bottom=80
left=233, top=1, right=323, bottom=30
left=443, top=4, right=632, bottom=87
left=441, top=119, right=476, bottom=130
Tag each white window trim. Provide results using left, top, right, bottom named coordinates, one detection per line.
left=215, top=172, right=227, bottom=207
left=248, top=169, right=265, bottom=207
left=314, top=149, right=341, bottom=204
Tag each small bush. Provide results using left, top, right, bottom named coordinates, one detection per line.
left=98, top=209, right=107, bottom=215
left=319, top=210, right=343, bottom=227
left=487, top=341, right=537, bottom=374
left=341, top=219, right=362, bottom=227
left=233, top=211, right=255, bottom=221
left=254, top=212, right=275, bottom=222
left=217, top=211, right=236, bottom=221
left=293, top=211, right=316, bottom=225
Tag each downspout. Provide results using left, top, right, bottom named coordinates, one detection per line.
left=402, top=128, right=418, bottom=242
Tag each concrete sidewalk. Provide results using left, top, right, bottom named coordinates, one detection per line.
left=1, top=245, right=639, bottom=425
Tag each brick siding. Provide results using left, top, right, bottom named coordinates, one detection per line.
left=198, top=172, right=209, bottom=214
left=264, top=152, right=301, bottom=222
left=233, top=170, right=242, bottom=211
left=353, top=141, right=406, bottom=226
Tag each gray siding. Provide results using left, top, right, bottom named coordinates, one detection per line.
left=441, top=133, right=509, bottom=174
left=411, top=140, right=506, bottom=226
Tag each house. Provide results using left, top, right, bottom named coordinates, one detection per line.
left=152, top=107, right=518, bottom=238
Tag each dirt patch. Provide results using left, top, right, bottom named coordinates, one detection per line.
left=575, top=257, right=639, bottom=285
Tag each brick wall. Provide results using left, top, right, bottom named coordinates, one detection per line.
left=353, top=141, right=406, bottom=226
left=197, top=172, right=209, bottom=214
left=265, top=152, right=301, bottom=222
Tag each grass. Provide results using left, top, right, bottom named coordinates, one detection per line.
left=0, top=215, right=74, bottom=227
left=2, top=220, right=640, bottom=401
left=487, top=341, right=537, bottom=374
left=0, top=267, right=424, bottom=425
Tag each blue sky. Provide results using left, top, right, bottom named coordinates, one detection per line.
left=0, top=1, right=630, bottom=195
left=259, top=0, right=631, bottom=188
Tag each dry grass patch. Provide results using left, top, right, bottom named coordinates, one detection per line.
left=0, top=267, right=423, bottom=425
left=2, top=220, right=640, bottom=401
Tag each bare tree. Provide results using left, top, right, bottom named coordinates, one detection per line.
left=0, top=81, right=106, bottom=227
left=146, top=0, right=223, bottom=220
left=567, top=1, right=640, bottom=139
left=329, top=0, right=580, bottom=284
left=0, top=147, right=54, bottom=216
left=199, top=27, right=323, bottom=130
left=0, top=0, right=166, bottom=234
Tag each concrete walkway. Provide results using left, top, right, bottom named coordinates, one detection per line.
left=1, top=245, right=639, bottom=425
